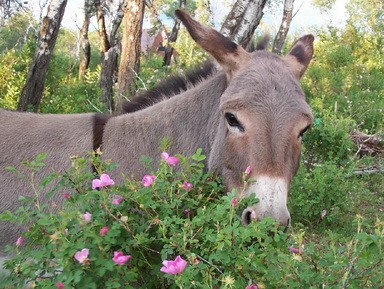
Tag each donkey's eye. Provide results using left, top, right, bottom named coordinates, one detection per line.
left=299, top=125, right=311, bottom=139
left=225, top=113, right=244, bottom=132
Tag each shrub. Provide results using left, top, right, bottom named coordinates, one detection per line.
left=0, top=151, right=383, bottom=288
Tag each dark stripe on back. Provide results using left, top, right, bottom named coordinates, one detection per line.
left=92, top=113, right=112, bottom=152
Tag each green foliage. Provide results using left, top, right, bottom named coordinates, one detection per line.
left=0, top=40, right=35, bottom=109
left=1, top=152, right=383, bottom=288
left=0, top=12, right=36, bottom=53
left=173, top=28, right=208, bottom=68
left=302, top=25, right=384, bottom=132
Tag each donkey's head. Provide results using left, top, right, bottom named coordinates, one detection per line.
left=176, top=10, right=314, bottom=227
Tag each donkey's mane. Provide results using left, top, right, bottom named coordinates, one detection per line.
left=121, top=61, right=217, bottom=113
left=120, top=35, right=270, bottom=114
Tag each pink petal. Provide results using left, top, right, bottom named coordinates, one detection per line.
left=16, top=236, right=23, bottom=247
left=160, top=255, right=187, bottom=275
left=92, top=179, right=102, bottom=189
left=141, top=174, right=155, bottom=187
left=83, top=212, right=92, bottom=223
left=288, top=246, right=300, bottom=254
left=161, top=152, right=170, bottom=161
left=166, top=156, right=179, bottom=166
left=111, top=195, right=123, bottom=205
left=99, top=173, right=115, bottom=187
left=245, top=166, right=252, bottom=174
left=182, top=181, right=193, bottom=192
left=74, top=248, right=89, bottom=264
left=112, top=251, right=131, bottom=265
left=100, top=226, right=109, bottom=236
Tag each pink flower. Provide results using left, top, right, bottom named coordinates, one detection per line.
left=16, top=236, right=23, bottom=247
left=56, top=282, right=65, bottom=289
left=288, top=246, right=300, bottom=254
left=112, top=251, right=132, bottom=265
left=231, top=197, right=238, bottom=206
left=64, top=193, right=70, bottom=199
left=92, top=173, right=115, bottom=189
left=83, top=212, right=92, bottom=223
left=182, top=181, right=193, bottom=192
left=111, top=194, right=123, bottom=205
left=74, top=248, right=89, bottom=264
left=246, top=285, right=259, bottom=289
left=160, top=255, right=187, bottom=275
left=161, top=152, right=180, bottom=166
left=245, top=166, right=252, bottom=174
left=141, top=174, right=156, bottom=187
left=100, top=226, right=109, bottom=236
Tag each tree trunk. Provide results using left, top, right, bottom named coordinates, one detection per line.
left=115, top=0, right=144, bottom=111
left=220, top=0, right=268, bottom=49
left=78, top=0, right=92, bottom=81
left=17, top=0, right=68, bottom=112
left=97, top=0, right=125, bottom=111
left=163, top=0, right=186, bottom=66
left=96, top=0, right=110, bottom=52
left=272, top=0, right=294, bottom=54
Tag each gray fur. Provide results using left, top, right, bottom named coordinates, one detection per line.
left=0, top=10, right=314, bottom=259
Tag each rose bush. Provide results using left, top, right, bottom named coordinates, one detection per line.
left=0, top=149, right=383, bottom=288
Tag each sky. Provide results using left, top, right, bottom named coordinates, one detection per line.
left=30, top=0, right=348, bottom=35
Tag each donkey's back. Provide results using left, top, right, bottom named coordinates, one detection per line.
left=0, top=108, right=95, bottom=254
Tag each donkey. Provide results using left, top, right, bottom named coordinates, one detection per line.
left=0, top=9, right=314, bottom=256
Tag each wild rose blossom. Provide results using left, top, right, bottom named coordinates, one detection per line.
left=92, top=173, right=115, bottom=189
left=56, top=282, right=65, bottom=289
left=74, top=248, right=89, bottom=264
left=182, top=181, right=193, bottom=192
left=160, top=255, right=187, bottom=275
left=161, top=152, right=180, bottom=166
left=245, top=166, right=252, bottom=174
left=16, top=236, right=23, bottom=247
left=141, top=174, right=156, bottom=187
left=288, top=246, right=300, bottom=254
left=100, top=226, right=109, bottom=236
left=83, top=212, right=92, bottom=223
left=246, top=285, right=259, bottom=289
left=112, top=251, right=132, bottom=265
left=111, top=194, right=123, bottom=205
left=231, top=197, right=238, bottom=206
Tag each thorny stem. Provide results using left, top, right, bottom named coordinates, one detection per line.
left=30, top=171, right=41, bottom=211
left=102, top=202, right=132, bottom=234
left=197, top=254, right=223, bottom=274
left=341, top=245, right=366, bottom=289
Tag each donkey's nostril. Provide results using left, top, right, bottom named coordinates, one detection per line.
left=241, top=209, right=256, bottom=225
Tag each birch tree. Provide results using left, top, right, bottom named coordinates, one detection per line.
left=115, top=0, right=144, bottom=111
left=97, top=0, right=125, bottom=111
left=220, top=0, right=268, bottom=49
left=78, top=0, right=92, bottom=80
left=17, top=0, right=67, bottom=111
left=272, top=0, right=294, bottom=54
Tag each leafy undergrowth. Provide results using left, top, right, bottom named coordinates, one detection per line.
left=0, top=150, right=383, bottom=288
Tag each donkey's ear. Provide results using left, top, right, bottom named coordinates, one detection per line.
left=283, top=34, right=314, bottom=79
left=175, top=9, right=250, bottom=78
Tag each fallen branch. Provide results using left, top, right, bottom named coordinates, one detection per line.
left=351, top=130, right=383, bottom=158
left=354, top=167, right=384, bottom=175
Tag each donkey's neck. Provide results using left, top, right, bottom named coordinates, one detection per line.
left=102, top=72, right=227, bottom=179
